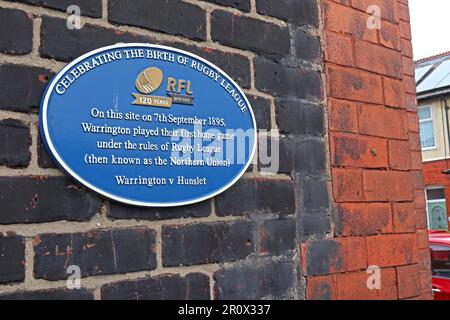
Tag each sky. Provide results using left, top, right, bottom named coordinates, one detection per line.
left=410, top=0, right=450, bottom=60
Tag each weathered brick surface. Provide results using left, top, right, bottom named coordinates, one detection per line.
left=214, top=260, right=296, bottom=299
left=162, top=221, right=254, bottom=266
left=259, top=219, right=296, bottom=256
left=201, top=0, right=251, bottom=12
left=6, top=0, right=103, bottom=17
left=275, top=99, right=324, bottom=136
left=0, top=288, right=94, bottom=300
left=0, top=7, right=33, bottom=55
left=0, top=64, right=53, bottom=113
left=215, top=178, right=296, bottom=217
left=107, top=199, right=211, bottom=220
left=0, top=119, right=31, bottom=168
left=255, top=57, right=323, bottom=100
left=256, top=0, right=319, bottom=27
left=0, top=235, right=25, bottom=284
left=101, top=273, right=210, bottom=300
left=0, top=177, right=101, bottom=224
left=34, top=228, right=157, bottom=280
left=40, top=16, right=154, bottom=62
left=211, top=10, right=290, bottom=59
left=108, top=0, right=206, bottom=41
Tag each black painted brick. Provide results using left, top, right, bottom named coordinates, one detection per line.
left=162, top=221, right=254, bottom=266
left=294, top=30, right=321, bottom=63
left=0, top=176, right=101, bottom=224
left=277, top=136, right=326, bottom=173
left=248, top=95, right=271, bottom=130
left=40, top=16, right=154, bottom=62
left=0, top=119, right=31, bottom=168
left=160, top=40, right=251, bottom=89
left=0, top=288, right=94, bottom=300
left=256, top=0, right=319, bottom=27
left=302, top=239, right=342, bottom=276
left=259, top=219, right=296, bottom=256
left=0, top=235, right=25, bottom=284
left=34, top=228, right=157, bottom=280
left=107, top=199, right=211, bottom=220
left=215, top=178, right=296, bottom=217
left=5, top=0, right=102, bottom=18
left=275, top=99, right=324, bottom=136
left=0, top=64, right=53, bottom=113
left=0, top=8, right=33, bottom=55
left=108, top=0, right=206, bottom=41
left=303, top=178, right=329, bottom=212
left=101, top=273, right=210, bottom=300
left=37, top=131, right=57, bottom=169
left=298, top=213, right=331, bottom=238
left=201, top=0, right=251, bottom=12
left=214, top=260, right=295, bottom=299
left=211, top=10, right=290, bottom=59
left=254, top=57, right=322, bottom=100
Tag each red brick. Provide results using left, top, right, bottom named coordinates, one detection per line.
left=363, top=170, right=413, bottom=201
left=400, top=20, right=412, bottom=40
left=332, top=168, right=363, bottom=202
left=389, top=140, right=411, bottom=171
left=306, top=275, right=337, bottom=300
left=323, top=0, right=378, bottom=43
left=418, top=248, right=431, bottom=271
left=407, top=112, right=419, bottom=133
left=328, top=98, right=358, bottom=133
left=412, top=170, right=424, bottom=189
left=336, top=203, right=392, bottom=236
left=327, top=66, right=383, bottom=104
left=392, top=202, right=416, bottom=233
left=324, top=31, right=353, bottom=66
left=402, top=56, right=415, bottom=77
left=336, top=268, right=397, bottom=300
left=384, top=77, right=405, bottom=108
left=416, top=208, right=427, bottom=229
left=409, top=132, right=421, bottom=151
left=405, top=93, right=418, bottom=111
left=352, top=0, right=399, bottom=23
left=358, top=104, right=408, bottom=139
left=420, top=270, right=432, bottom=292
left=401, top=38, right=414, bottom=58
left=397, top=264, right=421, bottom=299
left=340, top=237, right=368, bottom=271
left=379, top=20, right=400, bottom=50
left=398, top=2, right=410, bottom=22
left=367, top=234, right=418, bottom=267
left=404, top=75, right=417, bottom=94
left=416, top=229, right=429, bottom=249
left=331, top=132, right=388, bottom=168
left=414, top=190, right=426, bottom=209
left=355, top=40, right=402, bottom=78
left=411, top=152, right=423, bottom=170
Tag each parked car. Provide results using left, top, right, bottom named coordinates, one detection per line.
left=429, top=230, right=450, bottom=300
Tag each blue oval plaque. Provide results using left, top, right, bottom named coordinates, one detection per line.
left=40, top=44, right=257, bottom=207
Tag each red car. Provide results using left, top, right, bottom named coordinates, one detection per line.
left=429, top=230, right=450, bottom=300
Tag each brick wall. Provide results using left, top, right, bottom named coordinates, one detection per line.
left=302, top=0, right=432, bottom=300
left=0, top=0, right=431, bottom=300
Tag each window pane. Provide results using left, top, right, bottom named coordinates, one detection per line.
left=431, top=245, right=450, bottom=279
left=427, top=188, right=446, bottom=200
left=419, top=107, right=431, bottom=120
left=420, top=121, right=435, bottom=148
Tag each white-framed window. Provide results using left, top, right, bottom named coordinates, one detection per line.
left=418, top=106, right=436, bottom=150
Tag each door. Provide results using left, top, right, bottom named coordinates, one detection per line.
left=426, top=187, right=449, bottom=231
left=429, top=202, right=449, bottom=230
left=430, top=244, right=450, bottom=300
